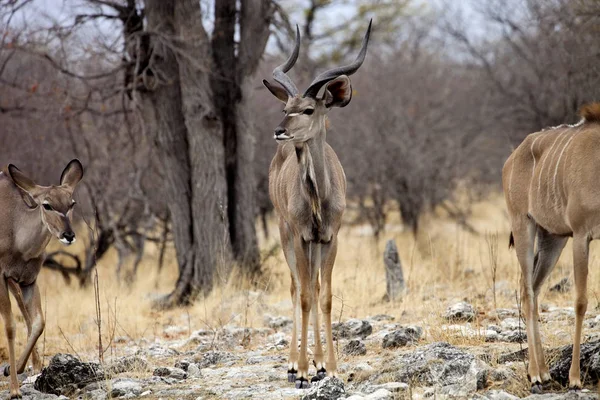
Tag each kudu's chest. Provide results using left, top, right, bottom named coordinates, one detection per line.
left=270, top=146, right=346, bottom=243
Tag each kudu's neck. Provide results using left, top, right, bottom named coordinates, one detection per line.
left=295, top=125, right=329, bottom=200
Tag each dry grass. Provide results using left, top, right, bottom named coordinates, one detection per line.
left=0, top=193, right=599, bottom=379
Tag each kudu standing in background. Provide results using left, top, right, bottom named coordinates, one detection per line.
left=503, top=104, right=600, bottom=392
left=263, top=21, right=371, bottom=388
left=0, top=160, right=83, bottom=398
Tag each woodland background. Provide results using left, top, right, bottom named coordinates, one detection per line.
left=2, top=0, right=600, bottom=309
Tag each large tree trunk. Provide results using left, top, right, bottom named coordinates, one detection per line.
left=115, top=0, right=271, bottom=305
left=175, top=0, right=231, bottom=296
left=210, top=0, right=273, bottom=279
left=138, top=0, right=230, bottom=308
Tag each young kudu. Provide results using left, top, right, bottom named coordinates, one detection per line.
left=0, top=160, right=83, bottom=398
left=263, top=22, right=371, bottom=388
left=503, top=104, right=600, bottom=392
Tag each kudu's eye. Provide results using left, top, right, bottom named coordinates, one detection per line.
left=303, top=109, right=314, bottom=115
left=42, top=203, right=53, bottom=211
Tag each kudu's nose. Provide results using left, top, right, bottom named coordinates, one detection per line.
left=274, top=127, right=287, bottom=137
left=62, top=231, right=75, bottom=243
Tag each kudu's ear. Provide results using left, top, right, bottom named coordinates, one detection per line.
left=7, top=164, right=38, bottom=194
left=263, top=79, right=289, bottom=103
left=60, top=159, right=84, bottom=188
left=323, top=75, right=352, bottom=108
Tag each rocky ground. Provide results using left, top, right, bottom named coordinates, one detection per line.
left=1, top=298, right=600, bottom=400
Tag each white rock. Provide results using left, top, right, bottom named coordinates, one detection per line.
left=188, top=363, right=202, bottom=378
left=366, top=389, right=394, bottom=399
left=372, top=382, right=409, bottom=393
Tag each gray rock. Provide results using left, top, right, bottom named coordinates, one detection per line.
left=153, top=366, right=187, bottom=380
left=84, top=389, right=108, bottom=400
left=174, top=359, right=191, bottom=371
left=498, top=329, right=527, bottom=343
left=474, top=390, right=520, bottom=400
left=0, top=385, right=62, bottom=399
left=266, top=315, right=293, bottom=329
left=34, top=354, right=104, bottom=395
left=332, top=319, right=373, bottom=339
left=109, top=378, right=143, bottom=398
left=444, top=302, right=475, bottom=322
left=187, top=363, right=202, bottom=378
left=370, top=382, right=409, bottom=393
left=523, top=392, right=598, bottom=399
left=344, top=340, right=367, bottom=356
left=491, top=308, right=519, bottom=319
left=381, top=326, right=422, bottom=348
left=144, top=344, right=179, bottom=358
left=106, top=355, right=148, bottom=375
left=383, top=342, right=488, bottom=396
left=302, top=377, right=345, bottom=400
left=196, top=350, right=239, bottom=368
left=500, top=318, right=523, bottom=331
left=549, top=339, right=600, bottom=386
left=345, top=390, right=399, bottom=400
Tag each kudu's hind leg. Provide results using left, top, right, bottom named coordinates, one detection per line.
left=0, top=278, right=20, bottom=398
left=320, top=238, right=338, bottom=378
left=8, top=281, right=44, bottom=373
left=512, top=219, right=543, bottom=392
left=568, top=235, right=589, bottom=389
left=311, top=244, right=325, bottom=382
left=531, top=229, right=567, bottom=383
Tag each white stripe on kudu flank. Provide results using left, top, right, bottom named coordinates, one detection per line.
left=547, top=130, right=570, bottom=206
left=553, top=131, right=576, bottom=208
left=526, top=135, right=542, bottom=200
left=537, top=132, right=562, bottom=203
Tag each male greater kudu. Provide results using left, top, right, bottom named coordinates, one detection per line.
left=263, top=21, right=371, bottom=388
left=503, top=104, right=600, bottom=392
left=0, top=160, right=83, bottom=398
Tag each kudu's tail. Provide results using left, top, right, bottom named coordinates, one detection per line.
left=508, top=232, right=514, bottom=249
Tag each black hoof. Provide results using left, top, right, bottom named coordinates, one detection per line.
left=2, top=364, right=9, bottom=377
left=530, top=383, right=543, bottom=394
left=10, top=395, right=23, bottom=399
left=295, top=377, right=310, bottom=389
left=568, top=385, right=582, bottom=392
left=316, top=367, right=326, bottom=380
left=287, top=368, right=297, bottom=383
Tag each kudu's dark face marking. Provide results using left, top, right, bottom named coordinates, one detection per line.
left=8, top=159, right=84, bottom=245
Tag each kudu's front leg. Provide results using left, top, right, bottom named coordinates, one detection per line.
left=310, top=243, right=325, bottom=382
left=294, top=237, right=313, bottom=389
left=0, top=278, right=20, bottom=399
left=7, top=280, right=44, bottom=373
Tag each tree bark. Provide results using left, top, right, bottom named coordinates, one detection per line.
left=140, top=0, right=230, bottom=307
left=210, top=0, right=273, bottom=278
left=110, top=0, right=272, bottom=305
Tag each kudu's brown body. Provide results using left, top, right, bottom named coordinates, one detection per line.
left=0, top=160, right=83, bottom=398
left=503, top=104, right=600, bottom=392
left=264, top=22, right=371, bottom=387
